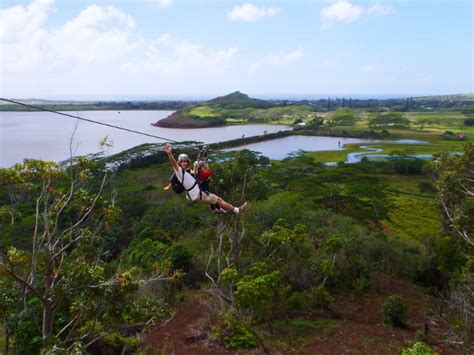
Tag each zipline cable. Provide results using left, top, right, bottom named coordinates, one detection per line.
left=0, top=98, right=179, bottom=143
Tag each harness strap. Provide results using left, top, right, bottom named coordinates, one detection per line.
left=180, top=168, right=200, bottom=201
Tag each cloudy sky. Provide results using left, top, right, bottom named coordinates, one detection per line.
left=0, top=0, right=472, bottom=100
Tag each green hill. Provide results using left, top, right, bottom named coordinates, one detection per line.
left=154, top=91, right=310, bottom=128
left=206, top=91, right=273, bottom=109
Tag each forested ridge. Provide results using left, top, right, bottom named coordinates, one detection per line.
left=0, top=142, right=472, bottom=354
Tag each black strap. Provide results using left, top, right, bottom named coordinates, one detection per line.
left=180, top=169, right=199, bottom=192
left=180, top=168, right=200, bottom=200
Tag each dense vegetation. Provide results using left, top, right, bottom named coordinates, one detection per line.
left=0, top=100, right=192, bottom=112
left=155, top=92, right=474, bottom=128
left=2, top=92, right=472, bottom=113
left=0, top=142, right=472, bottom=353
left=1, top=94, right=473, bottom=353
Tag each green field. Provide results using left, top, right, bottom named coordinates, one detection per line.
left=189, top=106, right=219, bottom=117
left=305, top=110, right=471, bottom=163
left=382, top=176, right=443, bottom=240
left=183, top=104, right=316, bottom=126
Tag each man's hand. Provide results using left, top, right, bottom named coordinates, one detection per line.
left=162, top=144, right=172, bottom=154
left=163, top=144, right=178, bottom=170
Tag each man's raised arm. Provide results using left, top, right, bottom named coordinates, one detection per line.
left=162, top=144, right=179, bottom=171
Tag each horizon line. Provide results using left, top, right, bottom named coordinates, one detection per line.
left=3, top=92, right=473, bottom=102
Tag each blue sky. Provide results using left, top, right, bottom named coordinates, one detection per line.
left=0, top=0, right=472, bottom=100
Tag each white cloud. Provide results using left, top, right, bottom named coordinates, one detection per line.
left=121, top=34, right=238, bottom=74
left=0, top=0, right=53, bottom=41
left=1, top=0, right=237, bottom=76
left=321, top=1, right=395, bottom=29
left=268, top=49, right=303, bottom=65
left=2, top=2, right=136, bottom=73
left=321, top=1, right=364, bottom=25
left=1, top=0, right=240, bottom=97
left=148, top=0, right=174, bottom=9
left=228, top=3, right=281, bottom=22
left=249, top=48, right=303, bottom=73
left=368, top=3, right=394, bottom=16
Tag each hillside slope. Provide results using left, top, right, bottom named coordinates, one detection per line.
left=145, top=273, right=466, bottom=354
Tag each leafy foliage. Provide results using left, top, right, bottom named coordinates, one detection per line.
left=432, top=143, right=473, bottom=245
left=1, top=138, right=472, bottom=352
left=235, top=267, right=289, bottom=323
left=401, top=341, right=437, bottom=355
left=369, top=111, right=410, bottom=128
left=330, top=108, right=359, bottom=126
left=383, top=294, right=408, bottom=327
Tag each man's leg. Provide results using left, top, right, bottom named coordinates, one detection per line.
left=216, top=197, right=247, bottom=214
left=200, top=191, right=247, bottom=214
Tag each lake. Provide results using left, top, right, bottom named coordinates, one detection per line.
left=0, top=110, right=290, bottom=167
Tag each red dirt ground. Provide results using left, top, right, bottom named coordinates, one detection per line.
left=145, top=273, right=471, bottom=354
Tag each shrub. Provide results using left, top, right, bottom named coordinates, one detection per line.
left=464, top=118, right=474, bottom=126
left=162, top=244, right=192, bottom=270
left=310, top=285, right=333, bottom=309
left=224, top=322, right=258, bottom=350
left=383, top=294, right=408, bottom=327
left=220, top=310, right=258, bottom=350
left=287, top=291, right=307, bottom=310
left=418, top=181, right=436, bottom=193
left=401, top=341, right=437, bottom=355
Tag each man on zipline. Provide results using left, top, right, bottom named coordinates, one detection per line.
left=162, top=144, right=247, bottom=215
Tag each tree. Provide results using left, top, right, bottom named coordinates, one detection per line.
left=212, top=150, right=270, bottom=203
left=0, top=159, right=173, bottom=351
left=0, top=168, right=32, bottom=225
left=369, top=111, right=410, bottom=129
left=330, top=108, right=359, bottom=126
left=234, top=264, right=289, bottom=328
left=432, top=143, right=474, bottom=245
left=431, top=144, right=473, bottom=341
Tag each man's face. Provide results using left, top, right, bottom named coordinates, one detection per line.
left=179, top=160, right=190, bottom=169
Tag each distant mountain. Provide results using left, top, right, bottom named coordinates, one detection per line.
left=206, top=91, right=273, bottom=109
left=154, top=91, right=276, bottom=128
left=207, top=91, right=252, bottom=104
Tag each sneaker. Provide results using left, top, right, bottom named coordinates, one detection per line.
left=238, top=202, right=248, bottom=214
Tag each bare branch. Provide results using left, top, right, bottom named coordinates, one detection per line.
left=441, top=200, right=473, bottom=246
left=53, top=172, right=108, bottom=258
left=205, top=245, right=216, bottom=286
left=0, top=260, right=46, bottom=302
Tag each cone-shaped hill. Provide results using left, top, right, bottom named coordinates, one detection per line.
left=153, top=91, right=283, bottom=128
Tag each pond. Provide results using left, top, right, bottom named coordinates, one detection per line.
left=224, top=136, right=429, bottom=162
left=224, top=135, right=382, bottom=160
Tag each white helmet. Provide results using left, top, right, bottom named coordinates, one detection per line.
left=177, top=153, right=190, bottom=162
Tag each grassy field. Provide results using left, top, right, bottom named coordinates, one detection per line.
left=0, top=325, right=6, bottom=354
left=382, top=175, right=443, bottom=241
left=185, top=104, right=315, bottom=125
left=189, top=106, right=219, bottom=117
left=305, top=110, right=471, bottom=163
left=307, top=140, right=466, bottom=164
left=307, top=144, right=368, bottom=163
